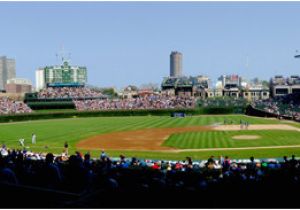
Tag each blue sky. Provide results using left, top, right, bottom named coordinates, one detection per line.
left=1, top=1, right=300, bottom=88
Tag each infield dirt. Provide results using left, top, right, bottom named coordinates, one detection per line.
left=77, top=124, right=300, bottom=151
left=77, top=126, right=213, bottom=150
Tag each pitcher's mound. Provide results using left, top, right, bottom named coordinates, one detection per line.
left=232, top=135, right=260, bottom=140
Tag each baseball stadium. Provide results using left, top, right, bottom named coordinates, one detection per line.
left=1, top=58, right=300, bottom=207
left=1, top=60, right=300, bottom=161
left=2, top=2, right=300, bottom=207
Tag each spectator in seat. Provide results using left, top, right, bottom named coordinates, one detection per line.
left=247, top=156, right=257, bottom=176
left=206, top=155, right=215, bottom=169
left=39, top=153, right=62, bottom=189
left=100, top=150, right=107, bottom=160
left=0, top=155, right=18, bottom=184
left=64, top=154, right=91, bottom=192
left=222, top=156, right=231, bottom=172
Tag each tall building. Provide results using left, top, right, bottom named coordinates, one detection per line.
left=35, top=68, right=45, bottom=92
left=270, top=75, right=300, bottom=97
left=35, top=60, right=87, bottom=91
left=170, top=51, right=182, bottom=77
left=0, top=56, right=16, bottom=91
left=218, top=74, right=242, bottom=89
left=161, top=75, right=211, bottom=97
left=217, top=74, right=242, bottom=98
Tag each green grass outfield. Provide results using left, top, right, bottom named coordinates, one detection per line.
left=164, top=130, right=300, bottom=149
left=0, top=114, right=299, bottom=160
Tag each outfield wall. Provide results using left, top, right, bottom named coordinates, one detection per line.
left=26, top=101, right=75, bottom=109
left=0, top=106, right=246, bottom=123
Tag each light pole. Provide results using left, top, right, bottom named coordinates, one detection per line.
left=292, top=50, right=300, bottom=120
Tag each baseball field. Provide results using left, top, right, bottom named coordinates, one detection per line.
left=1, top=114, right=300, bottom=160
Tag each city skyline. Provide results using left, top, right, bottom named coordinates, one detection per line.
left=1, top=2, right=300, bottom=88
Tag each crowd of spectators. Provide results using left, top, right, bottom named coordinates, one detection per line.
left=252, top=97, right=300, bottom=120
left=38, top=87, right=103, bottom=99
left=0, top=145, right=299, bottom=194
left=0, top=97, right=32, bottom=115
left=73, top=95, right=195, bottom=111
left=0, top=145, right=300, bottom=207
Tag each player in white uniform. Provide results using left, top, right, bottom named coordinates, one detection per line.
left=32, top=133, right=36, bottom=144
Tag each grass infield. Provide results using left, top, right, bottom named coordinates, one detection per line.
left=164, top=130, right=300, bottom=149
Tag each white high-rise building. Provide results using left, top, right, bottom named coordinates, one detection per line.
left=35, top=68, right=45, bottom=91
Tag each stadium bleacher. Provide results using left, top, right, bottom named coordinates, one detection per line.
left=37, top=87, right=104, bottom=99
left=197, top=97, right=248, bottom=108
left=73, top=95, right=196, bottom=111
left=0, top=97, right=32, bottom=115
left=251, top=93, right=300, bottom=121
